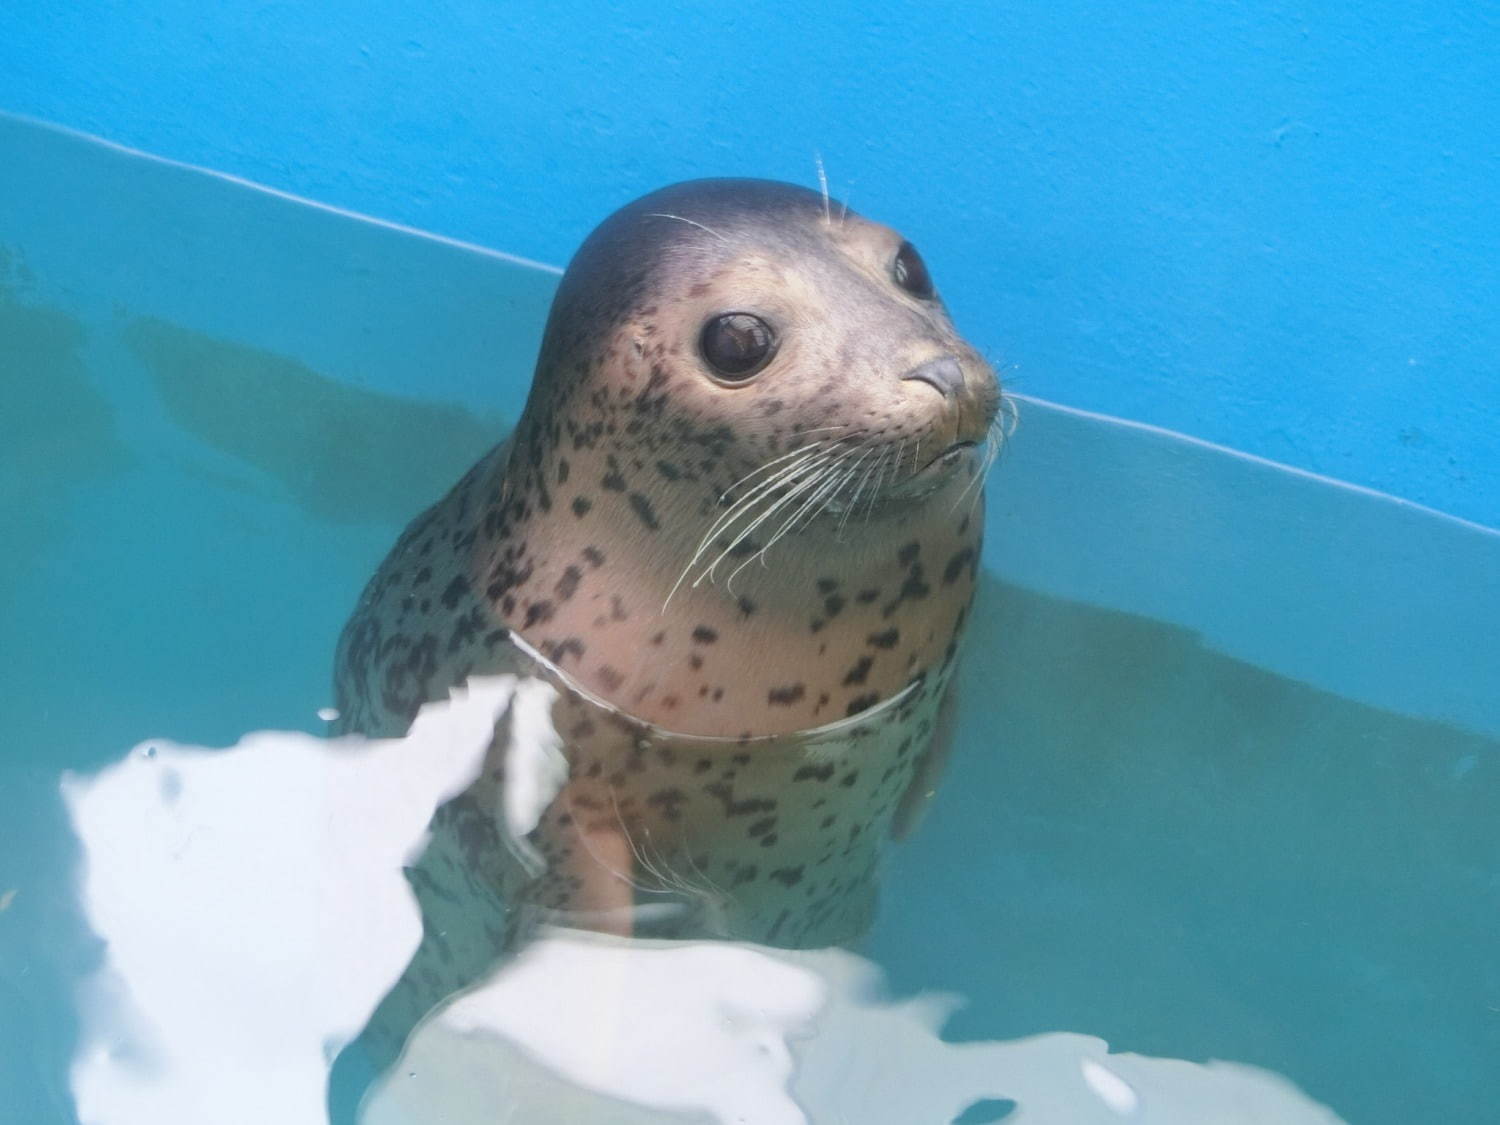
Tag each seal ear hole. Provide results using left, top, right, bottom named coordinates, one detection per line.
left=892, top=241, right=935, bottom=299
left=699, top=313, right=778, bottom=382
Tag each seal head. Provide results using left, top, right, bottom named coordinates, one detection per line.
left=437, top=178, right=1002, bottom=738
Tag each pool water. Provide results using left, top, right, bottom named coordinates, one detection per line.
left=2, top=114, right=1497, bottom=1124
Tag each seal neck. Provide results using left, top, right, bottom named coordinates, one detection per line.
left=470, top=432, right=983, bottom=738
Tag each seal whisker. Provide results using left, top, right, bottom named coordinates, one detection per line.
left=951, top=416, right=1005, bottom=515
left=713, top=442, right=832, bottom=510
left=667, top=443, right=846, bottom=605
left=644, top=212, right=730, bottom=243
left=743, top=450, right=858, bottom=577
left=815, top=154, right=832, bottom=227
left=837, top=446, right=883, bottom=535
left=706, top=461, right=838, bottom=588
left=695, top=465, right=832, bottom=588
left=564, top=797, right=657, bottom=898
left=700, top=459, right=843, bottom=590
left=833, top=447, right=878, bottom=538
left=864, top=443, right=897, bottom=523
left=605, top=791, right=727, bottom=920
left=701, top=432, right=860, bottom=545
left=998, top=391, right=1021, bottom=441
left=729, top=466, right=844, bottom=588
left=716, top=430, right=850, bottom=503
left=668, top=832, right=733, bottom=908
left=697, top=443, right=844, bottom=550
left=972, top=421, right=1007, bottom=518
left=804, top=454, right=866, bottom=535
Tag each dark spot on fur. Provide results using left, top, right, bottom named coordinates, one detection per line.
left=692, top=626, right=718, bottom=644
left=440, top=575, right=469, bottom=611
left=943, top=547, right=975, bottom=585
left=793, top=763, right=835, bottom=782
left=572, top=496, right=592, bottom=517
left=768, top=684, right=805, bottom=705
left=628, top=492, right=660, bottom=531
left=843, top=655, right=874, bottom=685
left=555, top=566, right=582, bottom=600
left=737, top=596, right=757, bottom=617
left=597, top=665, right=624, bottom=691
left=524, top=600, right=555, bottom=628
left=747, top=817, right=776, bottom=837
left=816, top=577, right=839, bottom=594
left=867, top=627, right=900, bottom=649
left=549, top=637, right=585, bottom=663
left=704, top=781, right=775, bottom=818
left=898, top=541, right=921, bottom=567
left=556, top=458, right=570, bottom=484
left=770, top=865, right=804, bottom=887
left=855, top=587, right=880, bottom=604
left=645, top=787, right=686, bottom=822
left=726, top=537, right=760, bottom=558
left=847, top=693, right=879, bottom=715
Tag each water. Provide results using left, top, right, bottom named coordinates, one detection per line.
left=2, top=113, right=1497, bottom=1124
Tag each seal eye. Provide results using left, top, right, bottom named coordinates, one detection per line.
left=699, top=313, right=778, bottom=381
left=892, top=241, right=935, bottom=299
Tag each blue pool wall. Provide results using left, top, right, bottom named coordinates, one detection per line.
left=2, top=2, right=1497, bottom=530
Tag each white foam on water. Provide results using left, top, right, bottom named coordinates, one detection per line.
left=63, top=677, right=518, bottom=1125
left=363, top=932, right=1347, bottom=1125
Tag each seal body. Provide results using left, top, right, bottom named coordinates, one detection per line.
left=330, top=179, right=1001, bottom=1076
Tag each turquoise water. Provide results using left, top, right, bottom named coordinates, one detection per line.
left=2, top=115, right=1498, bottom=1123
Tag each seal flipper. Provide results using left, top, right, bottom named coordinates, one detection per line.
left=543, top=796, right=639, bottom=937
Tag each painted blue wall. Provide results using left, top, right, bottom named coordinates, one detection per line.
left=4, top=2, right=1496, bottom=527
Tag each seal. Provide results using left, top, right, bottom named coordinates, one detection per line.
left=329, top=179, right=1003, bottom=1090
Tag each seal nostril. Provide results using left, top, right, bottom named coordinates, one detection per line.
left=901, top=356, right=965, bottom=400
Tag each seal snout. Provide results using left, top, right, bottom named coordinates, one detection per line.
left=901, top=355, right=966, bottom=400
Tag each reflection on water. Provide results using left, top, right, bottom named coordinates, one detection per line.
left=62, top=683, right=1343, bottom=1124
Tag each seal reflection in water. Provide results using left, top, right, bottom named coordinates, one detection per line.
left=332, top=178, right=1004, bottom=1065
